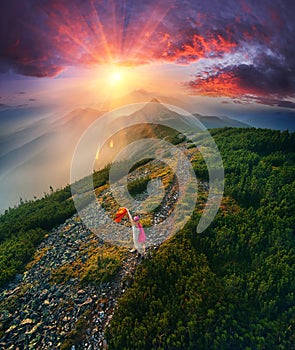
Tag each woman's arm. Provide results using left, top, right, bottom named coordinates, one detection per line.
left=126, top=209, right=134, bottom=226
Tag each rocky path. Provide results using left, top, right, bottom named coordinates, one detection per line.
left=0, top=212, right=150, bottom=350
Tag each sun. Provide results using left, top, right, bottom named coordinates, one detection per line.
left=89, top=64, right=150, bottom=99
left=109, top=70, right=123, bottom=85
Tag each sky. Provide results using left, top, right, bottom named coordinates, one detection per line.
left=0, top=0, right=295, bottom=211
left=1, top=0, right=295, bottom=107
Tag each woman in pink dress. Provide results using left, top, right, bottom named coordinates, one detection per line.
left=127, top=210, right=146, bottom=256
left=115, top=207, right=147, bottom=257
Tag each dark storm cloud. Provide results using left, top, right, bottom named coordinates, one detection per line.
left=187, top=0, right=295, bottom=105
left=1, top=0, right=295, bottom=106
left=0, top=0, right=64, bottom=77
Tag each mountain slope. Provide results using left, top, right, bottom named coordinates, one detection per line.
left=195, top=114, right=250, bottom=129
left=0, top=128, right=294, bottom=349
left=106, top=128, right=295, bottom=350
left=103, top=89, right=189, bottom=110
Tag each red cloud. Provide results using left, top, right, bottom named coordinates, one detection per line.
left=159, top=31, right=238, bottom=64
left=189, top=63, right=295, bottom=107
left=189, top=68, right=264, bottom=98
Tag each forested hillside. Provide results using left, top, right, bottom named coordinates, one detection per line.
left=106, top=128, right=295, bottom=349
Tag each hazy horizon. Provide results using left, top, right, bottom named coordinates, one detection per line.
left=0, top=92, right=294, bottom=213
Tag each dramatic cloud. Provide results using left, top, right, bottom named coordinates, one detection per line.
left=1, top=0, right=295, bottom=106
left=186, top=1, right=295, bottom=105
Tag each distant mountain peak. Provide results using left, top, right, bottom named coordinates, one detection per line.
left=149, top=98, right=161, bottom=104
left=193, top=114, right=250, bottom=129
